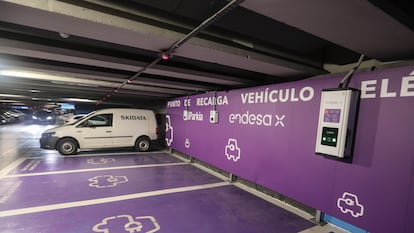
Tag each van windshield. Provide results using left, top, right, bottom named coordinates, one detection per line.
left=69, top=115, right=86, bottom=125
left=71, top=111, right=96, bottom=125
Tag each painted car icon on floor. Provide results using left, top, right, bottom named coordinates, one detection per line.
left=88, top=175, right=128, bottom=189
left=93, top=215, right=160, bottom=233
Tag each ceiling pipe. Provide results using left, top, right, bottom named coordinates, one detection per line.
left=164, top=0, right=245, bottom=55
left=97, top=0, right=245, bottom=105
left=71, top=0, right=325, bottom=74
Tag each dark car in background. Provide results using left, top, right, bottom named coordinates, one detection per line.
left=32, top=109, right=56, bottom=124
left=0, top=114, right=7, bottom=124
left=0, top=109, right=23, bottom=124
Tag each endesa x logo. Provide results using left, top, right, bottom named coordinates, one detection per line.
left=274, top=114, right=285, bottom=127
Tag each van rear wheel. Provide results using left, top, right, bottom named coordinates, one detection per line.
left=135, top=137, right=150, bottom=152
left=57, top=138, right=78, bottom=155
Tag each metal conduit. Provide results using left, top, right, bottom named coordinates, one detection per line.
left=97, top=0, right=245, bottom=105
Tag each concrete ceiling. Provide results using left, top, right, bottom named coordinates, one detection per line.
left=0, top=0, right=413, bottom=108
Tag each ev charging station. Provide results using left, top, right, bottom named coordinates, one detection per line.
left=315, top=88, right=360, bottom=159
left=315, top=55, right=364, bottom=160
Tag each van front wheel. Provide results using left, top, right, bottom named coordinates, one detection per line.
left=135, top=137, right=150, bottom=152
left=57, top=138, right=78, bottom=155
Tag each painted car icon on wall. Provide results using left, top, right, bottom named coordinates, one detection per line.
left=165, top=115, right=174, bottom=146
left=225, top=138, right=241, bottom=162
left=337, top=192, right=364, bottom=218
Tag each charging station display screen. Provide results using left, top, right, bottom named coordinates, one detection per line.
left=323, top=109, right=341, bottom=123
left=321, top=127, right=338, bottom=147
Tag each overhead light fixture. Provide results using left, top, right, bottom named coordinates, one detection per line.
left=50, top=81, right=99, bottom=87
left=0, top=70, right=104, bottom=88
left=0, top=70, right=68, bottom=81
left=59, top=32, right=70, bottom=39
left=31, top=97, right=52, bottom=101
left=0, top=94, right=26, bottom=98
left=62, top=98, right=96, bottom=103
left=76, top=83, right=99, bottom=87
left=0, top=100, right=23, bottom=103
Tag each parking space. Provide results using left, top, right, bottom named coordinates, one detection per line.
left=1, top=164, right=224, bottom=210
left=0, top=183, right=315, bottom=233
left=1, top=1, right=414, bottom=232
left=0, top=123, right=320, bottom=232
left=8, top=153, right=184, bottom=175
left=0, top=150, right=316, bottom=233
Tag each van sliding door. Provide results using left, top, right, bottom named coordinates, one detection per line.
left=78, top=114, right=113, bottom=148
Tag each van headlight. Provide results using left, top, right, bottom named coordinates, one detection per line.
left=47, top=116, right=52, bottom=120
left=42, top=132, right=56, bottom=138
left=32, top=116, right=37, bottom=119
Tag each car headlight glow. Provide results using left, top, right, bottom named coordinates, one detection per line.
left=42, top=132, right=56, bottom=137
left=47, top=116, right=52, bottom=120
left=32, top=116, right=37, bottom=119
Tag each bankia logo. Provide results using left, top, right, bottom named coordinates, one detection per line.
left=183, top=110, right=203, bottom=121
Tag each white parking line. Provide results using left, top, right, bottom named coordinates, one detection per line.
left=0, top=182, right=230, bottom=217
left=28, top=150, right=169, bottom=159
left=4, top=162, right=188, bottom=178
left=0, top=141, right=30, bottom=158
left=0, top=157, right=26, bottom=179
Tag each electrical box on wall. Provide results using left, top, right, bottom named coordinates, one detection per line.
left=210, top=110, right=219, bottom=123
left=315, top=88, right=360, bottom=159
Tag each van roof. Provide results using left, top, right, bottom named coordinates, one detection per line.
left=93, top=108, right=153, bottom=113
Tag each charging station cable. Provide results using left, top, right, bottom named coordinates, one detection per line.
left=338, top=54, right=365, bottom=88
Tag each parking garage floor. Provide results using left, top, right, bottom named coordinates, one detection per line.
left=0, top=123, right=346, bottom=233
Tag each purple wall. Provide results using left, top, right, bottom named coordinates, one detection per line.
left=166, top=65, right=414, bottom=233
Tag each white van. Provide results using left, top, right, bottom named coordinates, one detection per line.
left=40, top=108, right=158, bottom=155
